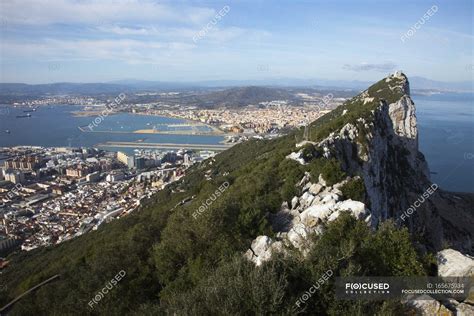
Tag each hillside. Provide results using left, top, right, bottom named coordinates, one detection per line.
left=1, top=73, right=473, bottom=315
left=157, top=86, right=298, bottom=109
left=196, top=86, right=295, bottom=108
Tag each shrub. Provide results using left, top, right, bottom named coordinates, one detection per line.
left=301, top=144, right=321, bottom=162
left=340, top=178, right=366, bottom=202
left=308, top=158, right=346, bottom=186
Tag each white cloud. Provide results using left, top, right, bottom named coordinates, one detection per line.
left=0, top=0, right=215, bottom=26
left=1, top=38, right=195, bottom=64
left=342, top=62, right=397, bottom=72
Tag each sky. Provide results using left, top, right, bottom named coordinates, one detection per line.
left=0, top=0, right=472, bottom=84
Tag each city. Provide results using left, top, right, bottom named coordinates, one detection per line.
left=0, top=145, right=212, bottom=254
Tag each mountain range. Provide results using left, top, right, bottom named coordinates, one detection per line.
left=0, top=76, right=472, bottom=98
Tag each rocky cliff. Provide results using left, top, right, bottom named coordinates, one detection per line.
left=246, top=72, right=473, bottom=265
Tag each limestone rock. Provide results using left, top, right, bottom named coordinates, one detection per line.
left=456, top=302, right=474, bottom=316
left=336, top=200, right=367, bottom=219
left=437, top=249, right=474, bottom=277
left=300, top=192, right=315, bottom=207
left=301, top=203, right=336, bottom=223
left=299, top=172, right=311, bottom=187
left=245, top=236, right=284, bottom=266
left=287, top=223, right=309, bottom=250
left=291, top=196, right=299, bottom=210
left=286, top=151, right=305, bottom=165
left=321, top=192, right=340, bottom=204
left=309, top=183, right=323, bottom=195
left=318, top=174, right=327, bottom=187
left=405, top=295, right=453, bottom=316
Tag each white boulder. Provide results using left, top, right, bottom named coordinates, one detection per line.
left=321, top=192, right=340, bottom=204
left=437, top=249, right=474, bottom=277
left=291, top=196, right=299, bottom=209
left=456, top=303, right=474, bottom=316
left=318, top=174, right=327, bottom=186
left=301, top=203, right=335, bottom=223
left=287, top=151, right=305, bottom=165
left=309, top=183, right=323, bottom=195
left=335, top=199, right=367, bottom=219
left=287, top=223, right=309, bottom=250
left=246, top=235, right=274, bottom=266
left=300, top=192, right=315, bottom=207
left=404, top=295, right=453, bottom=316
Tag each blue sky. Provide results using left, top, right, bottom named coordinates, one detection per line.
left=0, top=0, right=472, bottom=83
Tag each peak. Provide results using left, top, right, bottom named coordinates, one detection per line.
left=363, top=72, right=410, bottom=104
left=308, top=73, right=413, bottom=143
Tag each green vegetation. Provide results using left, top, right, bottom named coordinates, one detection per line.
left=135, top=214, right=428, bottom=315
left=341, top=177, right=366, bottom=202
left=307, top=158, right=346, bottom=186
left=301, top=143, right=322, bottom=162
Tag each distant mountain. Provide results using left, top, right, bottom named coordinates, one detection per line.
left=0, top=76, right=472, bottom=98
left=0, top=82, right=130, bottom=96
left=409, top=76, right=473, bottom=91
left=107, top=79, right=199, bottom=90
left=194, top=77, right=473, bottom=91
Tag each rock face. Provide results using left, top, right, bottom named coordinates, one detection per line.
left=437, top=249, right=474, bottom=277
left=245, top=173, right=371, bottom=265
left=314, top=72, right=473, bottom=253
left=318, top=72, right=430, bottom=225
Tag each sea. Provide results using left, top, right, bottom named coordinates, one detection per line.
left=413, top=92, right=473, bottom=193
left=0, top=105, right=224, bottom=155
left=0, top=93, right=472, bottom=193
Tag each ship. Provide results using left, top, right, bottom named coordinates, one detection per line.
left=16, top=113, right=31, bottom=118
left=23, top=108, right=37, bottom=113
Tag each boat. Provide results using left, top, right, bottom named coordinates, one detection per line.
left=16, top=113, right=31, bottom=118
left=5, top=130, right=10, bottom=134
left=23, top=108, right=37, bottom=112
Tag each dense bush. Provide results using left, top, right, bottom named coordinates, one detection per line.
left=340, top=177, right=366, bottom=201
left=308, top=158, right=346, bottom=186
left=301, top=143, right=322, bottom=162
left=147, top=214, right=428, bottom=315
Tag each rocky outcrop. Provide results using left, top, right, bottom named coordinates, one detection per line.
left=244, top=236, right=283, bottom=267
left=318, top=72, right=430, bottom=225
left=245, top=173, right=370, bottom=265
left=313, top=72, right=472, bottom=254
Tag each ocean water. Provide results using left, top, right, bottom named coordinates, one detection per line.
left=0, top=105, right=224, bottom=151
left=0, top=95, right=472, bottom=193
left=414, top=93, right=473, bottom=193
